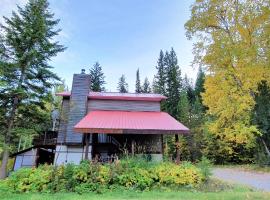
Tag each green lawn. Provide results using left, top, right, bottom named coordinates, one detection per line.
left=1, top=190, right=270, bottom=200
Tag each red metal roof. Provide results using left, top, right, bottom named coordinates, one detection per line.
left=56, top=91, right=166, bottom=102
left=74, top=111, right=189, bottom=134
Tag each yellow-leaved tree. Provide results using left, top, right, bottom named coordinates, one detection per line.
left=185, top=0, right=270, bottom=159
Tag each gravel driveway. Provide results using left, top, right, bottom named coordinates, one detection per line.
left=212, top=168, right=270, bottom=192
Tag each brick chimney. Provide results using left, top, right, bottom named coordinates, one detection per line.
left=65, top=69, right=90, bottom=143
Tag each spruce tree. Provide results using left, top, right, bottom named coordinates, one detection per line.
left=117, top=75, right=128, bottom=93
left=135, top=68, right=141, bottom=93
left=164, top=48, right=182, bottom=118
left=90, top=62, right=106, bottom=92
left=0, top=0, right=65, bottom=178
left=153, top=50, right=166, bottom=95
left=164, top=48, right=182, bottom=163
left=142, top=77, right=151, bottom=93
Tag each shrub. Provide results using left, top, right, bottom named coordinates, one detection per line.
left=116, top=167, right=153, bottom=190
left=2, top=158, right=205, bottom=193
left=152, top=162, right=203, bottom=187
left=7, top=165, right=53, bottom=192
left=196, top=156, right=212, bottom=180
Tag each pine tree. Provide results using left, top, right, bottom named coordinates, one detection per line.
left=90, top=62, right=106, bottom=92
left=0, top=0, right=65, bottom=178
left=117, top=75, right=128, bottom=93
left=142, top=77, right=151, bottom=93
left=135, top=68, right=141, bottom=93
left=153, top=50, right=166, bottom=95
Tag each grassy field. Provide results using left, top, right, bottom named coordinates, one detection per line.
left=1, top=180, right=270, bottom=200
left=1, top=189, right=270, bottom=200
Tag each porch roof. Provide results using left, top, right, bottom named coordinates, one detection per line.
left=74, top=110, right=189, bottom=134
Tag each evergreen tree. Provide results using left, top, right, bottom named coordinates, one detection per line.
left=135, top=68, right=141, bottom=93
left=194, top=66, right=205, bottom=103
left=177, top=91, right=190, bottom=126
left=0, top=0, right=65, bottom=178
left=117, top=75, right=128, bottom=93
left=153, top=50, right=166, bottom=95
left=253, top=81, right=270, bottom=159
left=164, top=48, right=182, bottom=163
left=183, top=75, right=195, bottom=105
left=164, top=48, right=182, bottom=118
left=142, top=77, right=151, bottom=93
left=90, top=62, right=106, bottom=92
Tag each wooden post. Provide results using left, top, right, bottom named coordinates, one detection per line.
left=84, top=133, right=90, bottom=160
left=175, top=134, right=180, bottom=164
left=161, top=134, right=164, bottom=159
left=131, top=140, right=135, bottom=157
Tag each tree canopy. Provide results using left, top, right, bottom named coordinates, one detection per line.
left=89, top=62, right=106, bottom=92
left=185, top=0, right=270, bottom=160
left=117, top=75, right=129, bottom=93
left=0, top=0, right=65, bottom=178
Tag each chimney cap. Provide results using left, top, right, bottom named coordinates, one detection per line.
left=81, top=69, right=86, bottom=74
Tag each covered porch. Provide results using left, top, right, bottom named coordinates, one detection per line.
left=74, top=110, right=189, bottom=161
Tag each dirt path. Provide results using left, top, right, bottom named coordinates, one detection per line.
left=212, top=168, right=270, bottom=192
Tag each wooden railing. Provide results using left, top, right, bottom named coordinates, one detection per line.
left=33, top=131, right=58, bottom=146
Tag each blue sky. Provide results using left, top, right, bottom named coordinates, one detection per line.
left=1, top=0, right=196, bottom=92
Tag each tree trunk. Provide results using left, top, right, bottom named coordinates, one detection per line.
left=175, top=134, right=180, bottom=164
left=0, top=96, right=19, bottom=179
left=0, top=148, right=9, bottom=179
left=261, top=138, right=270, bottom=158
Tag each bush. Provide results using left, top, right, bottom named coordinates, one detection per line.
left=196, top=156, right=212, bottom=180
left=152, top=162, right=203, bottom=186
left=7, top=165, right=53, bottom=192
left=2, top=159, right=205, bottom=193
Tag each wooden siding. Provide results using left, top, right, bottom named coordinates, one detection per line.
left=65, top=74, right=91, bottom=143
left=87, top=99, right=160, bottom=112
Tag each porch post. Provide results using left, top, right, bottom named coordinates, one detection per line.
left=131, top=140, right=135, bottom=156
left=175, top=134, right=180, bottom=164
left=84, top=133, right=90, bottom=160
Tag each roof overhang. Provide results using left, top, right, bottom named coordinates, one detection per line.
left=74, top=111, right=189, bottom=134
left=56, top=92, right=167, bottom=102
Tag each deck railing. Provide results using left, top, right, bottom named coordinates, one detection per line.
left=33, top=131, right=58, bottom=146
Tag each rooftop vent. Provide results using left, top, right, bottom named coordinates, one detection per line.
left=81, top=69, right=86, bottom=74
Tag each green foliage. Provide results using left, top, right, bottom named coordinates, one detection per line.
left=164, top=48, right=182, bottom=119
left=135, top=68, right=142, bottom=93
left=89, top=62, right=106, bottom=92
left=0, top=0, right=65, bottom=178
left=142, top=77, right=151, bottom=93
left=2, top=159, right=206, bottom=194
left=117, top=74, right=129, bottom=93
left=153, top=50, right=166, bottom=95
left=196, top=156, right=212, bottom=180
